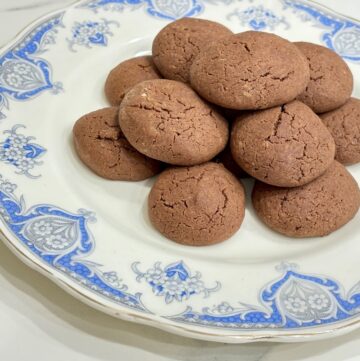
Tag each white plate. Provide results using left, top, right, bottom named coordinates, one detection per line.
left=0, top=0, right=359, bottom=343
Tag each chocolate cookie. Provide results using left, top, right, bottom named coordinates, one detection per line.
left=231, top=100, right=335, bottom=187
left=320, top=98, right=360, bottom=165
left=73, top=107, right=162, bottom=181
left=152, top=18, right=232, bottom=83
left=252, top=161, right=360, bottom=238
left=119, top=79, right=229, bottom=165
left=189, top=31, right=310, bottom=110
left=104, top=56, right=162, bottom=106
left=295, top=42, right=353, bottom=113
left=148, top=162, right=246, bottom=246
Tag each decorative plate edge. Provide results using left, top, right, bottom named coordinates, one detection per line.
left=1, top=225, right=360, bottom=344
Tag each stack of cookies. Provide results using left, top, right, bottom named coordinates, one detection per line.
left=73, top=18, right=360, bottom=246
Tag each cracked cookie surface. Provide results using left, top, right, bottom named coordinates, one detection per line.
left=189, top=31, right=310, bottom=110
left=148, top=162, right=245, bottom=246
left=152, top=18, right=232, bottom=83
left=295, top=42, right=353, bottom=113
left=119, top=79, right=229, bottom=165
left=105, top=56, right=162, bottom=106
left=320, top=97, right=360, bottom=165
left=252, top=161, right=360, bottom=238
left=230, top=100, right=335, bottom=187
left=73, top=107, right=162, bottom=181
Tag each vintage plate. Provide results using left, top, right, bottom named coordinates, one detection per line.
left=0, top=0, right=359, bottom=343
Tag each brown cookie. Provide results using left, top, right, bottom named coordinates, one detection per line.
left=119, top=79, right=229, bottom=166
left=152, top=18, right=232, bottom=83
left=148, top=162, right=246, bottom=246
left=231, top=100, right=335, bottom=187
left=104, top=56, right=162, bottom=106
left=189, top=31, right=310, bottom=110
left=73, top=107, right=162, bottom=181
left=320, top=98, right=360, bottom=165
left=252, top=161, right=360, bottom=238
left=295, top=42, right=353, bottom=113
left=215, top=144, right=248, bottom=178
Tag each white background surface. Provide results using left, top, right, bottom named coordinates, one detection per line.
left=0, top=1, right=359, bottom=360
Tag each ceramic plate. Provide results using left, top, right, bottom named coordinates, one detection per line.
left=0, top=0, right=359, bottom=343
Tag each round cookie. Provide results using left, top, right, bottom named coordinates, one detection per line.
left=73, top=107, right=162, bottom=181
left=104, top=56, right=162, bottom=106
left=189, top=31, right=310, bottom=110
left=320, top=98, right=360, bottom=165
left=295, top=42, right=353, bottom=113
left=119, top=79, right=229, bottom=166
left=231, top=100, right=335, bottom=187
left=152, top=18, right=232, bottom=83
left=252, top=161, right=360, bottom=238
left=148, top=162, right=246, bottom=246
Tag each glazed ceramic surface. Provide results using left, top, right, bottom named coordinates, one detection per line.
left=0, top=0, right=359, bottom=343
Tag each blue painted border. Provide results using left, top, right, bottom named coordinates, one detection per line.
left=0, top=177, right=359, bottom=330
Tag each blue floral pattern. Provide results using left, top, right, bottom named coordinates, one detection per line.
left=283, top=0, right=360, bottom=61
left=132, top=261, right=220, bottom=303
left=227, top=5, right=289, bottom=30
left=79, top=0, right=204, bottom=20
left=0, top=14, right=63, bottom=119
left=0, top=175, right=147, bottom=311
left=168, top=262, right=360, bottom=329
left=0, top=175, right=360, bottom=329
left=67, top=19, right=119, bottom=51
left=0, top=125, right=46, bottom=178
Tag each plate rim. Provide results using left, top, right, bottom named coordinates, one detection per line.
left=0, top=0, right=360, bottom=343
left=2, top=224, right=360, bottom=344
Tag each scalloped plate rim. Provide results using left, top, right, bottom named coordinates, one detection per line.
left=2, top=225, right=360, bottom=343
